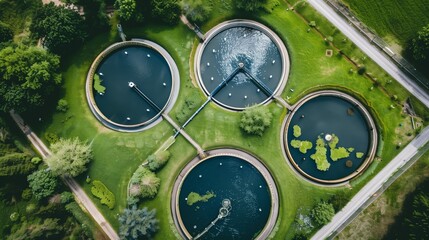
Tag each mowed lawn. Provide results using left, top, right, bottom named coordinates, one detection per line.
left=341, top=0, right=429, bottom=45
left=36, top=0, right=429, bottom=239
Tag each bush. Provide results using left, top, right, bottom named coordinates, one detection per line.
left=311, top=201, right=335, bottom=226
left=60, top=191, right=74, bottom=204
left=10, top=212, right=19, bottom=222
left=357, top=66, right=366, bottom=75
left=91, top=180, right=115, bottom=209
left=31, top=157, right=42, bottom=165
left=21, top=188, right=33, bottom=200
left=239, top=105, right=273, bottom=136
left=56, top=99, right=69, bottom=112
left=129, top=166, right=160, bottom=199
left=147, top=150, right=171, bottom=171
left=44, top=132, right=59, bottom=145
left=26, top=203, right=37, bottom=214
left=175, top=92, right=203, bottom=124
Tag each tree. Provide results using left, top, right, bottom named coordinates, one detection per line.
left=239, top=105, right=273, bottom=136
left=0, top=153, right=35, bottom=176
left=0, top=45, right=61, bottom=113
left=119, top=205, right=159, bottom=240
left=0, top=21, right=13, bottom=43
left=7, top=218, right=62, bottom=240
left=235, top=0, right=267, bottom=12
left=65, top=0, right=110, bottom=35
left=27, top=169, right=58, bottom=200
left=410, top=24, right=429, bottom=61
left=151, top=0, right=181, bottom=25
left=48, top=137, right=92, bottom=177
left=181, top=0, right=212, bottom=24
left=56, top=99, right=69, bottom=112
left=31, top=3, right=87, bottom=55
left=129, top=167, right=160, bottom=199
left=311, top=201, right=335, bottom=226
left=115, top=0, right=142, bottom=22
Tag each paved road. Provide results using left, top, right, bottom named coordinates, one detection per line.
left=307, top=0, right=429, bottom=108
left=9, top=110, right=119, bottom=240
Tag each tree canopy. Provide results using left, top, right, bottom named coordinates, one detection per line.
left=410, top=24, right=429, bottom=61
left=65, top=0, right=110, bottom=35
left=311, top=201, right=335, bottom=226
left=235, top=0, right=267, bottom=12
left=115, top=0, right=143, bottom=23
left=48, top=137, right=92, bottom=177
left=0, top=45, right=62, bottom=113
left=119, top=205, right=159, bottom=240
left=181, top=0, right=213, bottom=24
left=239, top=105, right=273, bottom=136
left=151, top=0, right=181, bottom=25
left=0, top=152, right=35, bottom=176
left=27, top=169, right=58, bottom=200
left=31, top=3, right=87, bottom=55
left=0, top=21, right=13, bottom=43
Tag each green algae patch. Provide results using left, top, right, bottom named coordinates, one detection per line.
left=186, top=191, right=216, bottom=206
left=291, top=139, right=313, bottom=153
left=356, top=152, right=364, bottom=158
left=330, top=147, right=350, bottom=161
left=328, top=134, right=339, bottom=149
left=311, top=137, right=330, bottom=171
left=94, top=74, right=106, bottom=94
left=293, top=125, right=302, bottom=138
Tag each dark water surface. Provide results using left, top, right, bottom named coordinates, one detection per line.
left=178, top=156, right=271, bottom=239
left=94, top=46, right=172, bottom=126
left=200, top=27, right=283, bottom=108
left=287, top=96, right=371, bottom=180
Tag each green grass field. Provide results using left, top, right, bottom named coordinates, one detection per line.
left=31, top=0, right=429, bottom=239
left=341, top=0, right=429, bottom=46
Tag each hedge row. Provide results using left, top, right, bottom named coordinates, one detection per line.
left=90, top=180, right=115, bottom=209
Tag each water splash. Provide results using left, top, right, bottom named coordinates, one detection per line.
left=213, top=27, right=276, bottom=86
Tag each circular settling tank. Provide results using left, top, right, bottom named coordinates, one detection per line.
left=284, top=91, right=377, bottom=184
left=195, top=20, right=289, bottom=110
left=173, top=150, right=278, bottom=239
left=86, top=40, right=179, bottom=131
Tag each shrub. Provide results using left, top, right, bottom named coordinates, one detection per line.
left=175, top=92, right=203, bottom=124
left=10, top=212, right=19, bottom=222
left=31, top=157, right=42, bottom=165
left=56, top=99, right=69, bottom=112
left=311, top=201, right=335, bottom=226
left=357, top=66, right=366, bottom=75
left=21, top=188, right=33, bottom=200
left=26, top=203, right=37, bottom=214
left=129, top=166, right=160, bottom=199
left=44, top=132, right=59, bottom=145
left=147, top=150, right=171, bottom=171
left=309, top=21, right=316, bottom=27
left=239, top=105, right=273, bottom=136
left=60, top=191, right=74, bottom=204
left=91, top=180, right=115, bottom=209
